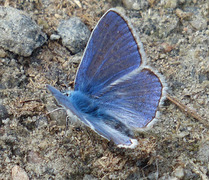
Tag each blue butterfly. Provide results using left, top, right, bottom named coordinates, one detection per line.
left=47, top=9, right=166, bottom=148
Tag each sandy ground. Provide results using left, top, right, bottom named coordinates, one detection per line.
left=0, top=0, right=209, bottom=179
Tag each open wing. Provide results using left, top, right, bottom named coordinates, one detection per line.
left=74, top=9, right=145, bottom=95
left=96, top=68, right=166, bottom=128
left=83, top=113, right=138, bottom=148
left=47, top=85, right=138, bottom=148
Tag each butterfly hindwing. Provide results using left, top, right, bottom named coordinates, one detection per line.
left=96, top=68, right=165, bottom=128
left=83, top=112, right=138, bottom=148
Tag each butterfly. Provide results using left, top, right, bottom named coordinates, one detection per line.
left=47, top=8, right=166, bottom=148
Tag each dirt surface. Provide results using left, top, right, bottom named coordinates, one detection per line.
left=0, top=0, right=209, bottom=179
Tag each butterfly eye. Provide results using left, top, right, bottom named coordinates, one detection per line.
left=64, top=91, right=71, bottom=97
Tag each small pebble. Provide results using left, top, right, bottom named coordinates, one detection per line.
left=190, top=14, right=207, bottom=30
left=0, top=48, right=6, bottom=58
left=57, top=17, right=90, bottom=54
left=12, top=165, right=29, bottom=180
left=161, top=0, right=178, bottom=8
left=50, top=34, right=61, bottom=40
left=122, top=0, right=148, bottom=10
left=173, top=166, right=184, bottom=179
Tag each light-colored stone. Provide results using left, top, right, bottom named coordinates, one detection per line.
left=0, top=6, right=47, bottom=56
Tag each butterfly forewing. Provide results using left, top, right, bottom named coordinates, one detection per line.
left=75, top=10, right=142, bottom=95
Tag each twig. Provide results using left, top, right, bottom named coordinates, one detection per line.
left=167, top=93, right=209, bottom=128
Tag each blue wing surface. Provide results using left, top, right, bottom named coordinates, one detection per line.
left=83, top=115, right=138, bottom=148
left=95, top=68, right=165, bottom=128
left=47, top=85, right=138, bottom=148
left=74, top=10, right=142, bottom=95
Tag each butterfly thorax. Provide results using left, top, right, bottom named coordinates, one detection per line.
left=70, top=91, right=101, bottom=117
